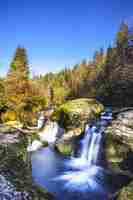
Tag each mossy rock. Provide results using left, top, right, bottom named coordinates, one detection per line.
left=118, top=181, right=133, bottom=200
left=55, top=141, right=74, bottom=156
left=52, top=98, right=104, bottom=130
left=0, top=133, right=54, bottom=200
left=5, top=120, right=23, bottom=128
left=104, top=131, right=130, bottom=170
left=0, top=124, right=16, bottom=133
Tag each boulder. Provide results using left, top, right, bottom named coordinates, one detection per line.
left=118, top=180, right=133, bottom=200
left=5, top=121, right=23, bottom=129
left=53, top=98, right=104, bottom=155
left=104, top=110, right=133, bottom=172
left=52, top=98, right=104, bottom=134
left=55, top=139, right=74, bottom=156
left=0, top=129, right=54, bottom=200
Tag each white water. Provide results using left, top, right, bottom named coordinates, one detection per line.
left=37, top=112, right=45, bottom=129
left=32, top=108, right=116, bottom=200
left=80, top=125, right=102, bottom=166
left=27, top=140, right=43, bottom=152
left=38, top=121, right=64, bottom=143
left=79, top=108, right=112, bottom=166
left=57, top=108, right=113, bottom=190
left=88, top=132, right=100, bottom=165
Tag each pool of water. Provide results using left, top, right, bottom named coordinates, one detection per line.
left=31, top=109, right=130, bottom=200
left=31, top=147, right=129, bottom=200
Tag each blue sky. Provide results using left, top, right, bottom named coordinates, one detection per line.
left=0, top=0, right=133, bottom=76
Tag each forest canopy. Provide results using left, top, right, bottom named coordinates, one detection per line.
left=0, top=22, right=133, bottom=125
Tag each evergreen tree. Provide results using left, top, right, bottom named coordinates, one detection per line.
left=97, top=22, right=133, bottom=106
left=5, top=46, right=30, bottom=122
left=10, top=46, right=29, bottom=76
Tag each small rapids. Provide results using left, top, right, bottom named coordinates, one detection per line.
left=32, top=108, right=125, bottom=200
left=52, top=108, right=112, bottom=194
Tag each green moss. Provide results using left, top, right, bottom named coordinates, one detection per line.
left=0, top=125, right=16, bottom=134
left=118, top=181, right=133, bottom=200
left=104, top=128, right=131, bottom=172
left=0, top=134, right=54, bottom=200
left=55, top=143, right=73, bottom=156
left=52, top=98, right=104, bottom=129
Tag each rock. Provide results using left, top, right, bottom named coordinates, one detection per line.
left=0, top=130, right=55, bottom=200
left=5, top=121, right=23, bottom=129
left=52, top=98, right=104, bottom=155
left=104, top=110, right=133, bottom=172
left=55, top=128, right=81, bottom=156
left=117, top=110, right=133, bottom=126
left=0, top=124, right=17, bottom=133
left=102, top=110, right=133, bottom=200
left=38, top=121, right=64, bottom=143
left=52, top=98, right=104, bottom=134
left=0, top=174, right=29, bottom=200
left=55, top=139, right=74, bottom=156
left=0, top=133, right=20, bottom=145
left=118, top=180, right=133, bottom=200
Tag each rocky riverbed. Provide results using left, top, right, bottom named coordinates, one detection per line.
left=0, top=174, right=29, bottom=200
left=1, top=100, right=133, bottom=200
left=0, top=124, right=54, bottom=200
left=104, top=109, right=133, bottom=199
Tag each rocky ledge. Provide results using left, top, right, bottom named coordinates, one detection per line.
left=104, top=109, right=133, bottom=200
left=105, top=110, right=133, bottom=169
left=0, top=125, right=54, bottom=200
left=52, top=98, right=104, bottom=155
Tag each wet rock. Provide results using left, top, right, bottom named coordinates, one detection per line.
left=0, top=175, right=29, bottom=200
left=55, top=137, right=75, bottom=156
left=118, top=180, right=133, bottom=200
left=0, top=130, right=55, bottom=200
left=53, top=98, right=104, bottom=156
left=52, top=98, right=104, bottom=132
left=0, top=133, right=20, bottom=145
left=104, top=110, right=133, bottom=172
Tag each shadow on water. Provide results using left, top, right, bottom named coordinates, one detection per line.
left=31, top=109, right=132, bottom=200
left=31, top=147, right=131, bottom=200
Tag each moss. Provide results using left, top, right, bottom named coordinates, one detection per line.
left=0, top=125, right=16, bottom=134
left=118, top=181, right=133, bottom=200
left=52, top=98, right=104, bottom=129
left=104, top=128, right=131, bottom=172
left=55, top=142, right=73, bottom=156
left=28, top=132, right=40, bottom=141
left=0, top=134, right=54, bottom=200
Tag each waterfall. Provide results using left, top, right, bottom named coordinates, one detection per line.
left=32, top=107, right=113, bottom=197
left=80, top=126, right=102, bottom=166
left=37, top=112, right=45, bottom=129
left=38, top=121, right=64, bottom=143
left=79, top=108, right=112, bottom=166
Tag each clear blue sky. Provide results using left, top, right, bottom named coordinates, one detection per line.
left=0, top=0, right=133, bottom=76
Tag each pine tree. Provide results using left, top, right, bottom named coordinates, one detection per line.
left=10, top=46, right=29, bottom=75
left=5, top=46, right=30, bottom=122
left=97, top=22, right=133, bottom=106
left=93, top=48, right=104, bottom=70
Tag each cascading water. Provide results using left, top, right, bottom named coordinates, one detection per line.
left=86, top=108, right=112, bottom=166
left=67, top=108, right=112, bottom=169
left=32, top=108, right=119, bottom=200
left=87, top=129, right=101, bottom=165
left=80, top=108, right=112, bottom=166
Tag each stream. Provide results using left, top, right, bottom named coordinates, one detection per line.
left=31, top=108, right=129, bottom=200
